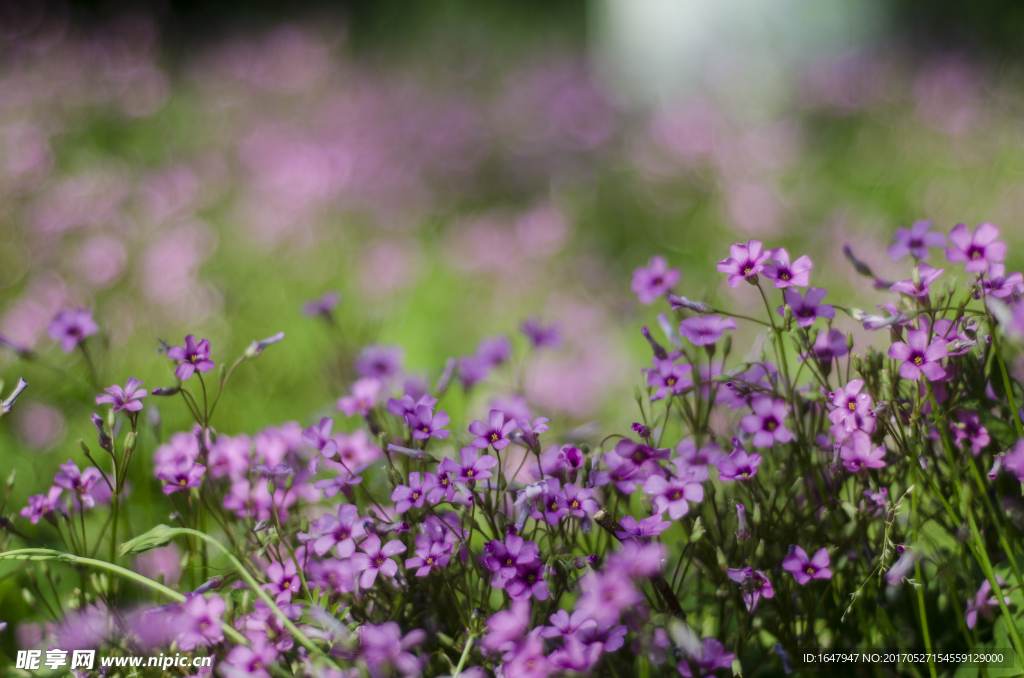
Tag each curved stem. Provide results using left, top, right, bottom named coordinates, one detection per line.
left=173, top=527, right=343, bottom=670
left=0, top=548, right=249, bottom=646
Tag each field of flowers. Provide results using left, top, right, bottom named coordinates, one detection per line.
left=3, top=7, right=1024, bottom=678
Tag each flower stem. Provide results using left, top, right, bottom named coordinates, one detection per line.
left=452, top=633, right=477, bottom=677
left=928, top=384, right=1024, bottom=665
left=0, top=548, right=249, bottom=646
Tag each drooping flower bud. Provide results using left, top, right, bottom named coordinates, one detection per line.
left=641, top=327, right=668, bottom=360
left=244, top=332, right=285, bottom=359
left=735, top=503, right=750, bottom=541
left=0, top=378, right=28, bottom=416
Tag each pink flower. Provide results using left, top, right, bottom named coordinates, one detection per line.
left=762, top=248, right=813, bottom=288
left=717, top=240, right=771, bottom=287
left=740, top=396, right=793, bottom=447
left=889, top=263, right=944, bottom=297
left=167, top=335, right=215, bottom=381
left=782, top=546, right=832, bottom=585
left=839, top=431, right=887, bottom=472
left=888, top=329, right=947, bottom=381
left=350, top=534, right=406, bottom=588
left=337, top=378, right=381, bottom=417
left=631, top=255, right=680, bottom=304
left=888, top=220, right=946, bottom=260
left=944, top=222, right=1005, bottom=273
left=95, top=377, right=147, bottom=413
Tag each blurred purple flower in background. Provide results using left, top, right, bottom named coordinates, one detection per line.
left=631, top=255, right=680, bottom=304
left=679, top=315, right=737, bottom=346
left=48, top=309, right=98, bottom=352
left=888, top=220, right=945, bottom=260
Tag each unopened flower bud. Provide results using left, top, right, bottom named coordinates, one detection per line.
left=783, top=305, right=793, bottom=323
left=690, top=516, right=705, bottom=543
left=123, top=431, right=137, bottom=455
left=253, top=519, right=271, bottom=533
left=152, top=386, right=180, bottom=396
left=573, top=556, right=587, bottom=569
left=947, top=339, right=975, bottom=353
left=668, top=295, right=712, bottom=313
left=244, top=332, right=285, bottom=359
left=435, top=357, right=457, bottom=394
left=735, top=504, right=750, bottom=541
left=193, top=576, right=224, bottom=594
left=846, top=332, right=854, bottom=351
left=0, top=377, right=28, bottom=415
left=631, top=422, right=651, bottom=438
left=5, top=468, right=15, bottom=489
left=641, top=327, right=668, bottom=360
left=755, top=539, right=765, bottom=558
left=91, top=414, right=112, bottom=451
left=586, top=553, right=600, bottom=565
left=722, top=334, right=732, bottom=357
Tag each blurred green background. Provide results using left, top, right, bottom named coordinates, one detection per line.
left=3, top=0, right=1024, bottom=641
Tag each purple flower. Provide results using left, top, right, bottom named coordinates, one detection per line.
left=95, top=377, right=147, bottom=413
left=302, top=417, right=340, bottom=473
left=167, top=335, right=215, bottom=381
left=813, top=328, right=849, bottom=361
left=645, top=358, right=693, bottom=400
left=156, top=456, right=206, bottom=495
left=828, top=379, right=874, bottom=432
left=484, top=535, right=540, bottom=585
left=476, top=336, right=512, bottom=367
left=224, top=640, right=278, bottom=678
left=176, top=594, right=225, bottom=651
left=678, top=637, right=735, bottom=678
left=457, top=355, right=490, bottom=389
left=726, top=566, right=774, bottom=611
left=482, top=600, right=531, bottom=656
left=405, top=404, right=451, bottom=441
left=763, top=248, right=813, bottom=288
left=609, top=439, right=671, bottom=476
left=591, top=454, right=642, bottom=494
left=888, top=329, right=947, bottom=381
left=966, top=579, right=1010, bottom=629
left=839, top=431, right=887, bottom=472
left=560, top=482, right=598, bottom=518
left=302, top=291, right=340, bottom=318
left=952, top=411, right=990, bottom=455
left=541, top=609, right=597, bottom=639
left=391, top=472, right=435, bottom=514
left=48, top=309, right=99, bottom=353
left=468, top=409, right=517, bottom=450
left=717, top=449, right=762, bottom=482
left=643, top=467, right=706, bottom=519
left=631, top=255, right=680, bottom=304
left=678, top=315, right=737, bottom=346
left=890, top=263, right=945, bottom=297
left=520, top=318, right=561, bottom=348
left=337, top=378, right=382, bottom=417
left=350, top=534, right=406, bottom=588
left=404, top=540, right=450, bottom=577
left=517, top=416, right=551, bottom=450
left=782, top=546, right=832, bottom=585
left=945, top=222, right=1006, bottom=273
left=529, top=478, right=569, bottom=525
left=675, top=438, right=728, bottom=469
left=981, top=263, right=1024, bottom=298
left=741, top=396, right=793, bottom=447
left=300, top=504, right=366, bottom=557
left=20, top=486, right=63, bottom=523
left=575, top=572, right=644, bottom=625
left=358, top=623, right=425, bottom=678
left=615, top=514, right=672, bottom=541
left=439, top=447, right=498, bottom=483
left=888, top=221, right=946, bottom=260
left=264, top=560, right=300, bottom=601
left=355, top=345, right=403, bottom=381
left=54, top=461, right=102, bottom=509
left=506, top=561, right=549, bottom=601
left=717, top=240, right=771, bottom=287
left=777, top=287, right=835, bottom=327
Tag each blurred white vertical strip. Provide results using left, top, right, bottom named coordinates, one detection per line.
left=590, top=0, right=884, bottom=112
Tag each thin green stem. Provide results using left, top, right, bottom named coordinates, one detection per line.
left=0, top=548, right=249, bottom=646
